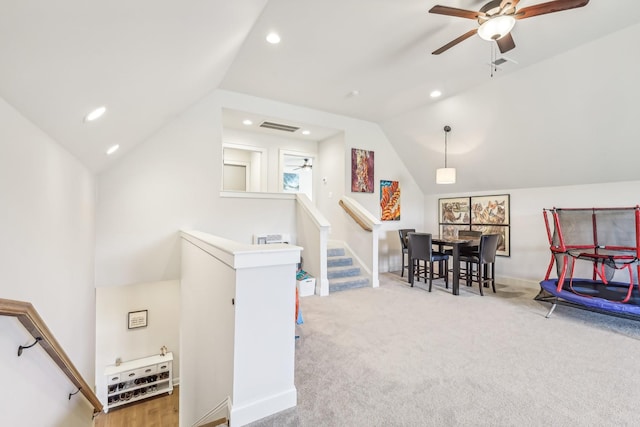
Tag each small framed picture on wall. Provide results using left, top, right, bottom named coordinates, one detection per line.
left=128, top=310, right=148, bottom=329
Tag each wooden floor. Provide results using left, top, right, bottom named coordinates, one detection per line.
left=95, top=386, right=179, bottom=427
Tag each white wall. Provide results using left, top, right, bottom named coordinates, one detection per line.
left=95, top=89, right=426, bottom=290
left=425, top=181, right=640, bottom=287
left=0, top=97, right=96, bottom=425
left=95, top=280, right=180, bottom=406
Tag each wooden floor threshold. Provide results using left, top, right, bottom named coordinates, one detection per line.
left=199, top=418, right=228, bottom=427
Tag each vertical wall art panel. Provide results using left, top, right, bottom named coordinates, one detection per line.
left=438, top=197, right=471, bottom=225
left=380, top=180, right=400, bottom=221
left=471, top=194, right=510, bottom=225
left=351, top=148, right=374, bottom=193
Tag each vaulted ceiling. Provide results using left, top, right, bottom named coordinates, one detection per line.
left=2, top=1, right=639, bottom=179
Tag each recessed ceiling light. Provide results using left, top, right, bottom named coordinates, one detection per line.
left=84, top=106, right=106, bottom=122
left=266, top=32, right=281, bottom=44
left=242, top=119, right=253, bottom=126
left=302, top=130, right=311, bottom=135
left=106, top=144, right=120, bottom=155
left=430, top=90, right=442, bottom=98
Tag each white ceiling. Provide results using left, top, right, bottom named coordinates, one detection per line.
left=2, top=0, right=640, bottom=173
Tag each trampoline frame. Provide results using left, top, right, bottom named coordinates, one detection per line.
left=540, top=206, right=640, bottom=317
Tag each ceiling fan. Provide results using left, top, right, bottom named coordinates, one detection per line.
left=429, top=0, right=589, bottom=55
left=294, top=158, right=313, bottom=170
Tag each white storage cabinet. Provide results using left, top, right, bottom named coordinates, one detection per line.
left=104, top=352, right=173, bottom=412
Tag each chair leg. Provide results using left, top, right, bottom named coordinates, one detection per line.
left=476, top=263, right=484, bottom=296
left=483, top=264, right=490, bottom=288
left=490, top=262, right=496, bottom=293
left=410, top=259, right=415, bottom=287
left=444, top=259, right=449, bottom=289
left=401, top=254, right=405, bottom=277
left=428, top=261, right=434, bottom=292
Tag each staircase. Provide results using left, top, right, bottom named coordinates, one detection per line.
left=327, top=246, right=370, bottom=293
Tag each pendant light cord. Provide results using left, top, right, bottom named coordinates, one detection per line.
left=443, top=125, right=451, bottom=168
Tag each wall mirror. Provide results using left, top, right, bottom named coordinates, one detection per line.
left=222, top=144, right=266, bottom=192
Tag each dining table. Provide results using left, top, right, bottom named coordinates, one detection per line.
left=431, top=236, right=479, bottom=296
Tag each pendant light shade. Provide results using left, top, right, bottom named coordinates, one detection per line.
left=436, top=167, right=456, bottom=184
left=436, top=125, right=456, bottom=184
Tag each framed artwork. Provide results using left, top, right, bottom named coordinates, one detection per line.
left=438, top=197, right=471, bottom=225
left=472, top=224, right=510, bottom=257
left=283, top=172, right=299, bottom=192
left=380, top=180, right=400, bottom=221
left=351, top=148, right=374, bottom=193
left=471, top=194, right=510, bottom=225
left=438, top=194, right=511, bottom=256
left=128, top=310, right=148, bottom=329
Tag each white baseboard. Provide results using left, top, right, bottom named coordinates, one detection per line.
left=229, top=387, right=296, bottom=427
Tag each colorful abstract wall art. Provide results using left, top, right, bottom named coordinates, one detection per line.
left=380, top=180, right=400, bottom=221
left=351, top=148, right=374, bottom=193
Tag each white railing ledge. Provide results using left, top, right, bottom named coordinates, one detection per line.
left=296, top=194, right=331, bottom=230
left=181, top=230, right=301, bottom=270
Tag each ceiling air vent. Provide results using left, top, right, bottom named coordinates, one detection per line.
left=259, top=121, right=300, bottom=132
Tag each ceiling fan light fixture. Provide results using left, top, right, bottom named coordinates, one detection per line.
left=478, top=15, right=516, bottom=41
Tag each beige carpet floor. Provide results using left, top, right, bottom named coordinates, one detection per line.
left=248, top=272, right=640, bottom=427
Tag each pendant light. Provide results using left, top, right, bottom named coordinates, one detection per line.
left=436, top=125, right=456, bottom=184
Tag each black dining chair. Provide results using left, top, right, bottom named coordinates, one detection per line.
left=398, top=228, right=415, bottom=278
left=407, top=232, right=449, bottom=291
left=459, top=234, right=500, bottom=296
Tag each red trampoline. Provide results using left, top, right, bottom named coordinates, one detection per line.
left=536, top=206, right=640, bottom=319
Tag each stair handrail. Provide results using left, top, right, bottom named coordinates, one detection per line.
left=0, top=298, right=103, bottom=416
left=339, top=196, right=381, bottom=232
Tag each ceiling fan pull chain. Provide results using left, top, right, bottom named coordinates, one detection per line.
left=489, top=43, right=498, bottom=77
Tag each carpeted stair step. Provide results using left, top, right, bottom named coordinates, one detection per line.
left=327, top=265, right=361, bottom=279
left=327, top=247, right=346, bottom=257
left=327, top=256, right=353, bottom=268
left=329, top=276, right=370, bottom=292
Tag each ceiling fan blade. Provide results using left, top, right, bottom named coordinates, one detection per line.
left=429, top=5, right=485, bottom=20
left=496, top=32, right=516, bottom=53
left=432, top=28, right=478, bottom=55
left=515, top=0, right=589, bottom=20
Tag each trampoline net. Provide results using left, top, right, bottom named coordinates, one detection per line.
left=548, top=207, right=640, bottom=287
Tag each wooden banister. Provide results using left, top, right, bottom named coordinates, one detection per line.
left=339, top=199, right=372, bottom=231
left=0, top=298, right=103, bottom=416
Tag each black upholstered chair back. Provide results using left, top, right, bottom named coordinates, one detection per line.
left=407, top=232, right=433, bottom=260
left=398, top=228, right=415, bottom=277
left=479, top=234, right=500, bottom=264
left=398, top=228, right=414, bottom=251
